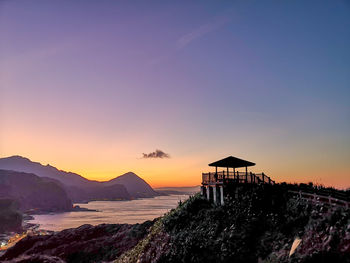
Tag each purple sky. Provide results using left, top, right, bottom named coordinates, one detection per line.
left=1, top=1, right=349, bottom=187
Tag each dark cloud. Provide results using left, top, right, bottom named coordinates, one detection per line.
left=142, top=149, right=170, bottom=159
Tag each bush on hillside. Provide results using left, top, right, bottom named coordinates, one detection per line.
left=158, top=184, right=349, bottom=263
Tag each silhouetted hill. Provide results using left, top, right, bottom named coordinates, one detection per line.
left=0, top=156, right=92, bottom=188
left=0, top=156, right=158, bottom=201
left=0, top=170, right=72, bottom=212
left=42, top=177, right=131, bottom=202
left=104, top=172, right=160, bottom=198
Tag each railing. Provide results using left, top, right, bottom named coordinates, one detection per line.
left=288, top=190, right=350, bottom=209
left=289, top=185, right=350, bottom=202
left=202, top=171, right=275, bottom=185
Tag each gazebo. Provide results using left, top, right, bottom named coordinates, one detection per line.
left=209, top=156, right=255, bottom=177
left=201, top=156, right=274, bottom=205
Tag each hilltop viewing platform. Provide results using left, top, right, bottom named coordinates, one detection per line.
left=202, top=171, right=274, bottom=185
left=201, top=156, right=275, bottom=205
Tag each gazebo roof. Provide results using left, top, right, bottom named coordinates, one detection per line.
left=209, top=156, right=255, bottom=168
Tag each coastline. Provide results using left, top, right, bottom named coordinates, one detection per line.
left=0, top=194, right=190, bottom=255
left=0, top=220, right=50, bottom=255
left=24, top=194, right=190, bottom=232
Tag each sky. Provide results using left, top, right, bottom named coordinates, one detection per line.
left=0, top=0, right=349, bottom=188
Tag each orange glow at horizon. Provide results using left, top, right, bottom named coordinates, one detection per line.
left=1, top=148, right=349, bottom=190
left=1, top=115, right=349, bottom=189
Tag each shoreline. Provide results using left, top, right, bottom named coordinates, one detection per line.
left=0, top=221, right=51, bottom=254
left=24, top=194, right=190, bottom=232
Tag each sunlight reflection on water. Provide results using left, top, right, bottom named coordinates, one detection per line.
left=27, top=195, right=189, bottom=231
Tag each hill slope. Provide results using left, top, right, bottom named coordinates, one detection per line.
left=0, top=156, right=92, bottom=188
left=118, top=184, right=350, bottom=263
left=0, top=169, right=73, bottom=212
left=104, top=172, right=160, bottom=198
left=0, top=199, right=22, bottom=233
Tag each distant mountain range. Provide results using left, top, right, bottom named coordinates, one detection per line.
left=0, top=156, right=161, bottom=210
left=155, top=186, right=200, bottom=195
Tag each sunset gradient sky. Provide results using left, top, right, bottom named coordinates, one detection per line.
left=1, top=1, right=349, bottom=188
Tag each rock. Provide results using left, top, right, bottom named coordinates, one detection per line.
left=71, top=205, right=97, bottom=212
left=22, top=214, right=34, bottom=220
left=0, top=221, right=154, bottom=263
left=2, top=254, right=65, bottom=263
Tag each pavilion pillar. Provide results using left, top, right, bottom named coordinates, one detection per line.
left=201, top=186, right=205, bottom=196
left=220, top=186, right=224, bottom=205
left=206, top=186, right=210, bottom=200
left=245, top=166, right=248, bottom=183
left=213, top=186, right=217, bottom=204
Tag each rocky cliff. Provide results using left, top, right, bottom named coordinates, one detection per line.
left=0, top=199, right=22, bottom=233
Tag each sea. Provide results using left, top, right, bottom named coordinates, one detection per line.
left=27, top=194, right=190, bottom=231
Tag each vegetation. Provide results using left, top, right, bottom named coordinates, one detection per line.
left=0, top=199, right=22, bottom=233
left=156, top=184, right=350, bottom=263
left=115, top=219, right=167, bottom=263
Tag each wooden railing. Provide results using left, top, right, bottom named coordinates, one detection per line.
left=289, top=190, right=350, bottom=209
left=202, top=171, right=275, bottom=185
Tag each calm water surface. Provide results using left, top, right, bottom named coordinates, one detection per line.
left=28, top=195, right=189, bottom=231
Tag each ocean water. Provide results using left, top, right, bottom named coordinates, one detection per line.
left=27, top=195, right=189, bottom=231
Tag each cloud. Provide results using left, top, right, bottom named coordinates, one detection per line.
left=142, top=149, right=170, bottom=159
left=176, top=16, right=230, bottom=50
left=148, top=16, right=230, bottom=66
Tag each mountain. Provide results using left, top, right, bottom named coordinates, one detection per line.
left=42, top=177, right=131, bottom=202
left=104, top=172, right=160, bottom=198
left=0, top=156, right=93, bottom=188
left=0, top=169, right=72, bottom=212
left=0, top=156, right=159, bottom=202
